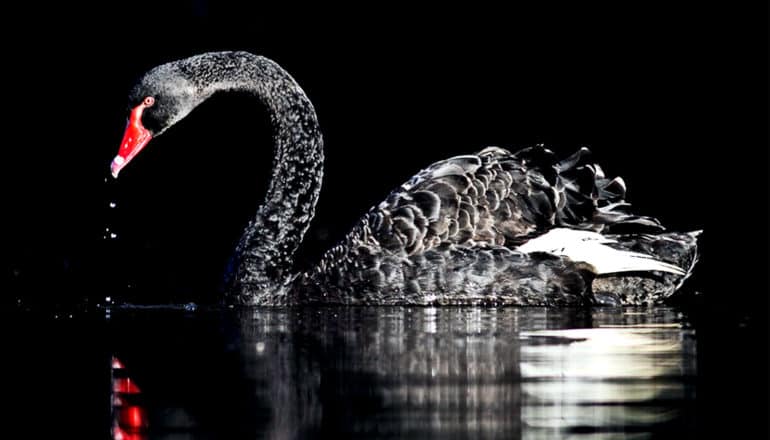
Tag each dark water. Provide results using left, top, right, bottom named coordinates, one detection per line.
left=9, top=306, right=707, bottom=439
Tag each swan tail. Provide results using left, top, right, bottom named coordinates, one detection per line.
left=589, top=230, right=702, bottom=305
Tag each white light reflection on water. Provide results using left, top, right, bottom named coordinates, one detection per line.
left=520, top=315, right=696, bottom=439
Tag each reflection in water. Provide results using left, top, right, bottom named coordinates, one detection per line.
left=110, top=307, right=696, bottom=439
left=521, top=324, right=696, bottom=438
left=111, top=356, right=148, bottom=440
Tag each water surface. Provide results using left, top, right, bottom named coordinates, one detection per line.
left=104, top=307, right=696, bottom=439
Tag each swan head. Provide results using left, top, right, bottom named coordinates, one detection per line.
left=111, top=63, right=199, bottom=178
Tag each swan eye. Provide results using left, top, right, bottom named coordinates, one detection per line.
left=143, top=96, right=155, bottom=107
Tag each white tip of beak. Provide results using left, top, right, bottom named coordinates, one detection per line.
left=111, top=156, right=125, bottom=179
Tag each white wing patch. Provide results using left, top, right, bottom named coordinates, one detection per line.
left=516, top=228, right=685, bottom=276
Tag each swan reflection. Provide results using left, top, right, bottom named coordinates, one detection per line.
left=110, top=307, right=696, bottom=438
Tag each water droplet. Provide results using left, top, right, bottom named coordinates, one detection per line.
left=105, top=227, right=110, bottom=232
left=109, top=202, right=117, bottom=208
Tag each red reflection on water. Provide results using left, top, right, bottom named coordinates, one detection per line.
left=111, top=356, right=148, bottom=440
left=119, top=405, right=148, bottom=429
left=113, top=378, right=141, bottom=394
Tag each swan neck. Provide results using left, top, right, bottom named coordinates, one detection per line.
left=193, top=52, right=323, bottom=302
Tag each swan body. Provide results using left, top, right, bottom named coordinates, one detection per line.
left=111, top=51, right=699, bottom=306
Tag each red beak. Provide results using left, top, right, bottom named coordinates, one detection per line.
left=111, top=103, right=153, bottom=178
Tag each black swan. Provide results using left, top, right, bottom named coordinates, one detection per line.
left=110, top=51, right=699, bottom=306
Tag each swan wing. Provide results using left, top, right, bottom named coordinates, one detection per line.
left=365, top=145, right=661, bottom=256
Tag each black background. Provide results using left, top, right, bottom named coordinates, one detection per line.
left=3, top=2, right=768, bottom=437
